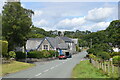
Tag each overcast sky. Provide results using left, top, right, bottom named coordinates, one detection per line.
left=0, top=1, right=118, bottom=32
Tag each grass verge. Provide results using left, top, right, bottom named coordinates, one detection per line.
left=1, top=61, right=35, bottom=76
left=72, top=60, right=109, bottom=78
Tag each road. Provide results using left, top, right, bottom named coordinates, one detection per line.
left=3, top=51, right=87, bottom=79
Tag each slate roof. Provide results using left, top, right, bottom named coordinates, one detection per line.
left=46, top=37, right=69, bottom=49
left=59, top=37, right=73, bottom=43
left=46, top=37, right=57, bottom=48
left=26, top=38, right=43, bottom=51
left=58, top=43, right=69, bottom=50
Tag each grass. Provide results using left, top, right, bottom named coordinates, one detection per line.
left=72, top=60, right=110, bottom=78
left=1, top=61, right=35, bottom=76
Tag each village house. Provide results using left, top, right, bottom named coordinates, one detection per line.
left=26, top=36, right=78, bottom=55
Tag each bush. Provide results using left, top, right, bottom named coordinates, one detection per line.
left=42, top=50, right=51, bottom=58
left=110, top=52, right=120, bottom=57
left=89, top=54, right=96, bottom=59
left=9, top=51, right=16, bottom=58
left=0, top=40, right=8, bottom=57
left=113, top=56, right=120, bottom=64
left=96, top=52, right=110, bottom=60
left=28, top=51, right=43, bottom=59
left=15, top=51, right=26, bottom=59
left=76, top=46, right=81, bottom=52
left=48, top=50, right=59, bottom=57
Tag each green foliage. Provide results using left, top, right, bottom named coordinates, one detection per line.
left=89, top=54, right=97, bottom=60
left=92, top=43, right=113, bottom=53
left=87, top=48, right=96, bottom=55
left=76, top=46, right=81, bottom=52
left=48, top=50, right=59, bottom=57
left=2, top=2, right=34, bottom=51
left=78, top=39, right=88, bottom=47
left=0, top=40, right=8, bottom=57
left=27, top=50, right=58, bottom=58
left=9, top=51, right=16, bottom=58
left=28, top=33, right=45, bottom=38
left=113, top=56, right=120, bottom=64
left=96, top=52, right=110, bottom=60
left=29, top=26, right=57, bottom=38
left=42, top=50, right=51, bottom=58
left=106, top=20, right=120, bottom=47
left=15, top=51, right=26, bottom=59
left=27, top=51, right=43, bottom=59
left=87, top=43, right=113, bottom=56
left=110, top=52, right=120, bottom=57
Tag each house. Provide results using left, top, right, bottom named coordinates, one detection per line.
left=26, top=37, right=77, bottom=55
left=26, top=38, right=43, bottom=52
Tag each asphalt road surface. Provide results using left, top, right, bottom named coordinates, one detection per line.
left=3, top=51, right=88, bottom=79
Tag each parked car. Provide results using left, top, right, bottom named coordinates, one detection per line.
left=58, top=54, right=67, bottom=59
left=66, top=53, right=72, bottom=58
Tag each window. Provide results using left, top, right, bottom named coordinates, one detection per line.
left=43, top=45, right=48, bottom=50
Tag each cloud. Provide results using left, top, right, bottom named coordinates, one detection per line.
left=85, top=7, right=114, bottom=22
left=21, top=4, right=26, bottom=8
left=55, top=17, right=86, bottom=30
left=53, top=7, right=115, bottom=31
left=34, top=19, right=48, bottom=27
left=90, top=22, right=110, bottom=32
left=33, top=10, right=43, bottom=18
left=29, top=2, right=117, bottom=32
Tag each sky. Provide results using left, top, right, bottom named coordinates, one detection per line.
left=0, top=0, right=118, bottom=32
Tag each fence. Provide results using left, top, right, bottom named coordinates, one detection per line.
left=91, top=59, right=120, bottom=78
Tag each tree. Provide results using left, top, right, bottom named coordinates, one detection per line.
left=106, top=20, right=120, bottom=48
left=2, top=2, right=34, bottom=51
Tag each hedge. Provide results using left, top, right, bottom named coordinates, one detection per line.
left=0, top=40, right=8, bottom=57
left=15, top=51, right=26, bottom=59
left=27, top=51, right=43, bottom=59
left=27, top=50, right=58, bottom=58
left=113, top=56, right=120, bottom=65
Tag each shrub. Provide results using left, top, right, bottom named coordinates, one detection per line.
left=113, top=56, right=120, bottom=64
left=42, top=50, right=51, bottom=58
left=89, top=54, right=96, bottom=59
left=110, top=52, right=120, bottom=57
left=9, top=51, right=16, bottom=58
left=15, top=51, right=26, bottom=59
left=0, top=40, right=8, bottom=57
left=27, top=51, right=43, bottom=59
left=48, top=50, right=59, bottom=57
left=76, top=46, right=81, bottom=52
left=96, top=52, right=110, bottom=60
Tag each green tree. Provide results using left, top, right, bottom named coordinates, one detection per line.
left=106, top=20, right=120, bottom=48
left=2, top=2, right=34, bottom=51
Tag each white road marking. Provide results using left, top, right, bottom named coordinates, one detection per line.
left=35, top=73, right=42, bottom=76
left=44, top=69, right=49, bottom=72
left=55, top=65, right=59, bottom=67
